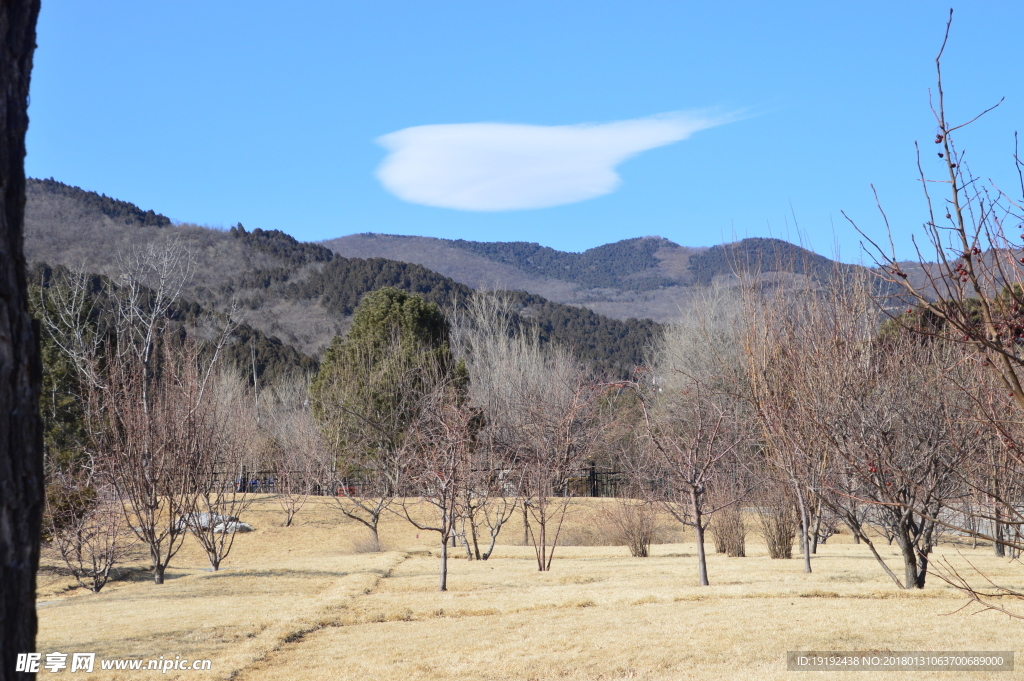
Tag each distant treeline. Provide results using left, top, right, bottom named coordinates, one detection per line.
left=30, top=262, right=318, bottom=387
left=687, top=237, right=853, bottom=285
left=275, top=255, right=660, bottom=377
left=229, top=223, right=335, bottom=267
left=29, top=178, right=173, bottom=228
left=444, top=236, right=677, bottom=290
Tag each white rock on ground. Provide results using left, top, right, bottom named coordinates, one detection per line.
left=213, top=522, right=254, bottom=534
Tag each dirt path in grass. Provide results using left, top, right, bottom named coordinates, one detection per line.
left=224, top=550, right=411, bottom=681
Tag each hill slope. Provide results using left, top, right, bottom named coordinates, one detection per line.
left=25, top=179, right=659, bottom=378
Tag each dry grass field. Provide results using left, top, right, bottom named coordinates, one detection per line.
left=36, top=496, right=1024, bottom=680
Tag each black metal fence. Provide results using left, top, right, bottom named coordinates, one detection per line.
left=223, top=464, right=626, bottom=499
left=563, top=464, right=624, bottom=498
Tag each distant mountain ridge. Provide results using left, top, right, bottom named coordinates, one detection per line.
left=31, top=177, right=172, bottom=228
left=23, top=178, right=661, bottom=378
left=25, top=177, right=905, bottom=378
left=322, top=233, right=871, bottom=322
left=445, top=236, right=678, bottom=290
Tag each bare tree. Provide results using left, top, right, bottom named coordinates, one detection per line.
left=266, top=377, right=328, bottom=527
left=455, top=465, right=519, bottom=561
left=739, top=278, right=842, bottom=574
left=44, top=464, right=133, bottom=593
left=52, top=240, right=235, bottom=585
left=399, top=373, right=479, bottom=591
left=516, top=351, right=605, bottom=572
left=822, top=338, right=972, bottom=589
left=450, top=292, right=604, bottom=571
left=630, top=285, right=754, bottom=584
left=447, top=293, right=527, bottom=556
left=743, top=268, right=974, bottom=589
left=852, top=12, right=1024, bottom=585
left=635, top=383, right=748, bottom=586
left=185, top=370, right=257, bottom=571
left=91, top=338, right=223, bottom=584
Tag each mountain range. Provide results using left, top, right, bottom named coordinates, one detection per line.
left=23, top=178, right=889, bottom=379
left=322, top=232, right=864, bottom=323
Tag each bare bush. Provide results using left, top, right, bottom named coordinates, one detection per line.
left=606, top=499, right=657, bottom=558
left=709, top=503, right=746, bottom=558
left=44, top=466, right=134, bottom=592
left=350, top=532, right=386, bottom=554
left=754, top=483, right=797, bottom=559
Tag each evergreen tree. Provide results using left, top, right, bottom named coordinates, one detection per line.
left=310, top=287, right=461, bottom=460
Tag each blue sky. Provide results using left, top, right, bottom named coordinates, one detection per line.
left=26, top=1, right=1024, bottom=262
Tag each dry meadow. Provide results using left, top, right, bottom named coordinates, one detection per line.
left=36, top=496, right=1024, bottom=680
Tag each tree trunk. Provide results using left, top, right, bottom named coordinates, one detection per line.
left=895, top=534, right=923, bottom=589
left=691, top=490, right=709, bottom=586
left=794, top=483, right=812, bottom=573
left=468, top=514, right=481, bottom=560
left=993, top=503, right=1005, bottom=557
left=0, top=3, right=43, bottom=678
left=438, top=536, right=448, bottom=592
left=810, top=505, right=822, bottom=555
left=154, top=564, right=166, bottom=585
left=522, top=503, right=530, bottom=546
left=893, top=514, right=927, bottom=590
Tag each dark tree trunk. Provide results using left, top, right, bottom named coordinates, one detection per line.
left=0, top=2, right=43, bottom=679
left=522, top=503, right=529, bottom=546
left=895, top=531, right=924, bottom=589
left=810, top=505, right=822, bottom=555
left=691, top=489, right=709, bottom=587
left=438, top=536, right=448, bottom=592
left=993, top=503, right=1005, bottom=557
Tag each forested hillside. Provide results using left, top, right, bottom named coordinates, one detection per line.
left=31, top=177, right=172, bottom=228
left=29, top=263, right=318, bottom=387
left=277, top=255, right=658, bottom=376
left=447, top=236, right=678, bottom=290
left=686, top=237, right=857, bottom=285
left=25, top=178, right=661, bottom=380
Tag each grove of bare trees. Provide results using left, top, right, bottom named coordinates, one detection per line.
left=21, top=14, right=1024, bottom=631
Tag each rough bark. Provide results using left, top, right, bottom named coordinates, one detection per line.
left=0, top=1, right=42, bottom=677
left=795, top=483, right=812, bottom=574
left=691, top=489, right=709, bottom=587
left=438, top=525, right=448, bottom=592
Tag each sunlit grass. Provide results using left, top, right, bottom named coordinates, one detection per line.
left=37, top=496, right=1024, bottom=680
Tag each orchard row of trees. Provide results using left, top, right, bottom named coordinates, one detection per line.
left=35, top=238, right=1024, bottom=607
left=35, top=241, right=265, bottom=589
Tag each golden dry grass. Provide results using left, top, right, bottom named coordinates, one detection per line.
left=36, top=496, right=1024, bottom=680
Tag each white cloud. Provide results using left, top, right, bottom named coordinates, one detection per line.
left=375, top=111, right=735, bottom=211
